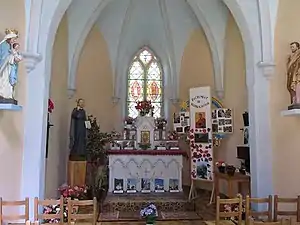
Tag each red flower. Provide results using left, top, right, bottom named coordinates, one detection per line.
left=48, top=99, right=54, bottom=113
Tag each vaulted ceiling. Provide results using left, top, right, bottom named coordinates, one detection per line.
left=66, top=0, right=229, bottom=99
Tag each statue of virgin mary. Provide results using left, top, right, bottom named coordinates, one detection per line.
left=0, top=29, right=21, bottom=104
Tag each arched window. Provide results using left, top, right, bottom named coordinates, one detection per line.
left=127, top=47, right=163, bottom=118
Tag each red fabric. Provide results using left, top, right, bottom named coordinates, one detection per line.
left=107, top=149, right=186, bottom=156
left=48, top=99, right=54, bottom=113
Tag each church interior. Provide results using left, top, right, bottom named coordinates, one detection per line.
left=1, top=0, right=300, bottom=224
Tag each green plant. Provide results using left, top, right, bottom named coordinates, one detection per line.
left=86, top=115, right=112, bottom=198
left=138, top=143, right=151, bottom=150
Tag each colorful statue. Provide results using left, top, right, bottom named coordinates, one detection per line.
left=0, top=29, right=22, bottom=104
left=287, top=42, right=300, bottom=108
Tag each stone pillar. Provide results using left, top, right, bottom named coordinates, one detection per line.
left=248, top=62, right=275, bottom=199
left=21, top=55, right=46, bottom=219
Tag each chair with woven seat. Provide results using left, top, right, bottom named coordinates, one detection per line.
left=67, top=197, right=97, bottom=225
left=215, top=194, right=243, bottom=225
left=0, top=198, right=29, bottom=225
left=245, top=195, right=273, bottom=225
left=273, top=195, right=300, bottom=222
left=34, top=196, right=64, bottom=224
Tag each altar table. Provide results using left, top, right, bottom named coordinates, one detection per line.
left=107, top=149, right=185, bottom=193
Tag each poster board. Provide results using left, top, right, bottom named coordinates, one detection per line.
left=189, top=87, right=213, bottom=181
left=212, top=108, right=233, bottom=133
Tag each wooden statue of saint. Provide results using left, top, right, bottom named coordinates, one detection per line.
left=69, top=98, right=90, bottom=159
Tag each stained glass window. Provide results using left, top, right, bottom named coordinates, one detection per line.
left=127, top=47, right=163, bottom=118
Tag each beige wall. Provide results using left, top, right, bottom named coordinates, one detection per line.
left=45, top=14, right=69, bottom=198
left=271, top=0, right=300, bottom=197
left=71, top=26, right=114, bottom=132
left=0, top=1, right=25, bottom=202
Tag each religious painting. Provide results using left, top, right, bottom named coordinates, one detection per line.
left=196, top=160, right=212, bottom=180
left=154, top=178, right=164, bottom=192
left=195, top=112, right=206, bottom=129
left=169, top=179, right=179, bottom=192
left=141, top=178, right=151, bottom=193
left=141, top=131, right=150, bottom=144
left=127, top=178, right=137, bottom=193
left=114, top=178, right=124, bottom=193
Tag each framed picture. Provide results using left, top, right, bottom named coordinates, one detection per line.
left=141, top=178, right=151, bottom=193
left=195, top=112, right=206, bottom=129
left=194, top=133, right=209, bottom=143
left=114, top=178, right=124, bottom=193
left=154, top=178, right=164, bottom=192
left=141, top=131, right=150, bottom=144
left=127, top=178, right=137, bottom=193
left=169, top=179, right=179, bottom=192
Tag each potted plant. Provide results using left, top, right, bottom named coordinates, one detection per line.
left=226, top=165, right=236, bottom=176
left=140, top=203, right=158, bottom=225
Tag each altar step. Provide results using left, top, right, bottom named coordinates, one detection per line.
left=102, top=192, right=195, bottom=212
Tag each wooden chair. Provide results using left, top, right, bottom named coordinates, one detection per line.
left=67, top=197, right=97, bottom=225
left=245, top=195, right=273, bottom=225
left=216, top=194, right=243, bottom=225
left=249, top=217, right=291, bottom=225
left=34, top=196, right=64, bottom=224
left=273, top=195, right=300, bottom=222
left=0, top=197, right=29, bottom=225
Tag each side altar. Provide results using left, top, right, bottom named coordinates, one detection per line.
left=108, top=100, right=184, bottom=194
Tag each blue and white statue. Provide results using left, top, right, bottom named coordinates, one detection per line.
left=0, top=29, right=22, bottom=104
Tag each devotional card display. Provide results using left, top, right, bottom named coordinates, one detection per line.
left=141, top=178, right=151, bottom=193
left=127, top=178, right=137, bottom=193
left=114, top=178, right=124, bottom=193
left=154, top=178, right=164, bottom=192
left=189, top=87, right=213, bottom=181
left=212, top=108, right=233, bottom=134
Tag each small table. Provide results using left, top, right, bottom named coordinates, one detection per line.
left=214, top=171, right=251, bottom=200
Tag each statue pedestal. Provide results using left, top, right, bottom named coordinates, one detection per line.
left=68, top=160, right=87, bottom=186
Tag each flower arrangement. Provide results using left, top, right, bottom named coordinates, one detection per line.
left=135, top=100, right=154, bottom=116
left=43, top=203, right=68, bottom=223
left=140, top=203, right=158, bottom=224
left=155, top=117, right=167, bottom=129
left=224, top=199, right=246, bottom=221
left=168, top=131, right=179, bottom=140
left=124, top=116, right=135, bottom=124
left=48, top=99, right=54, bottom=113
left=58, top=185, right=88, bottom=200
left=216, top=160, right=226, bottom=173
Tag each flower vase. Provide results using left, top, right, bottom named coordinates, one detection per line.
left=218, top=166, right=226, bottom=173
left=226, top=165, right=236, bottom=176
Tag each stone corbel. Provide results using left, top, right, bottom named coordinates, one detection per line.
left=112, top=96, right=120, bottom=104
left=22, top=51, right=42, bottom=73
left=257, top=61, right=276, bottom=79
left=67, top=88, right=76, bottom=99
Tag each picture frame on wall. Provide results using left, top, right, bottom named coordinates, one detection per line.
left=169, top=179, right=179, bottom=192
left=127, top=178, right=137, bottom=193
left=154, top=178, right=164, bottom=192
left=141, top=178, right=151, bottom=193
left=114, top=178, right=124, bottom=193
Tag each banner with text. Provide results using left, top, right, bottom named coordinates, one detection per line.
left=189, top=87, right=213, bottom=181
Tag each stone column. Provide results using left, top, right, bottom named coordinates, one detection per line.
left=248, top=62, right=275, bottom=199
left=20, top=54, right=46, bottom=219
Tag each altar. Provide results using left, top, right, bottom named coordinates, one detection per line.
left=108, top=150, right=184, bottom=193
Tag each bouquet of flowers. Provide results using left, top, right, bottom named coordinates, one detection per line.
left=124, top=116, right=135, bottom=125
left=224, top=198, right=246, bottom=221
left=215, top=160, right=226, bottom=173
left=140, top=203, right=158, bottom=224
left=58, top=184, right=88, bottom=200
left=155, top=117, right=167, bottom=129
left=135, top=100, right=154, bottom=116
left=168, top=131, right=179, bottom=140
left=48, top=99, right=54, bottom=113
left=43, top=203, right=67, bottom=223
